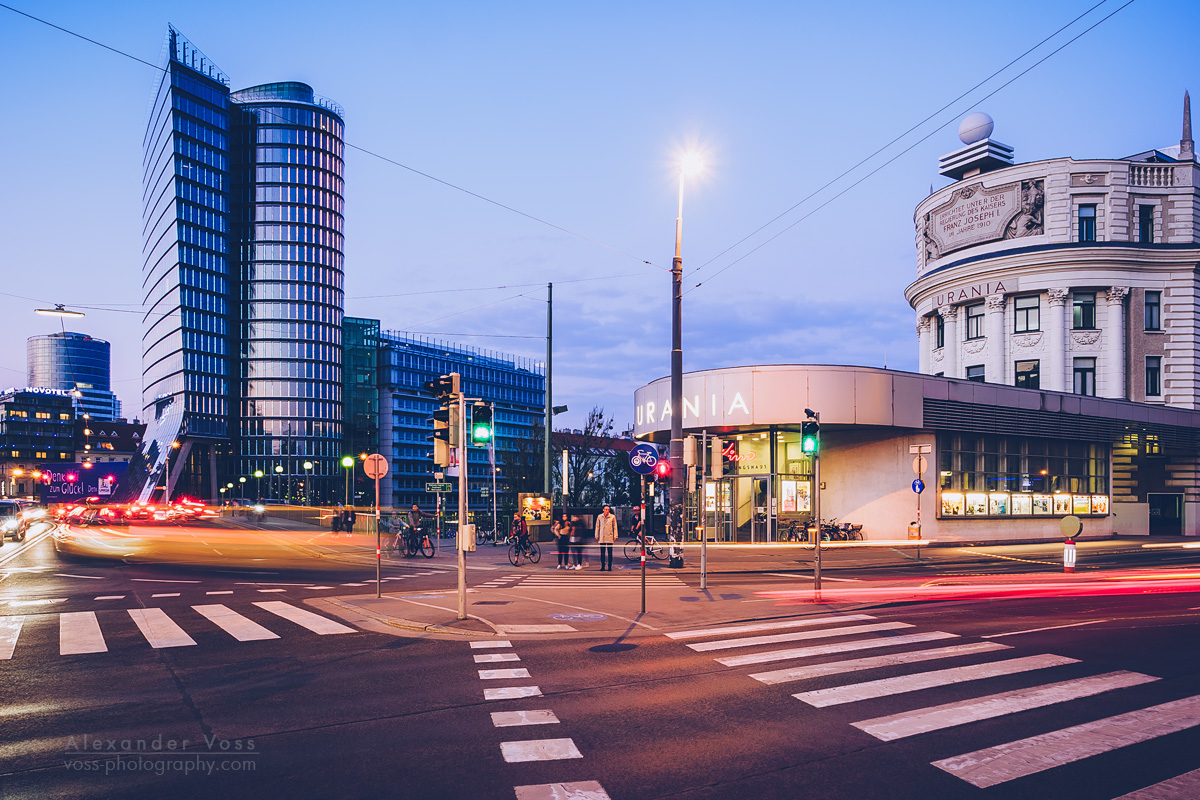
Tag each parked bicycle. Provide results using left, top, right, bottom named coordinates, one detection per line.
left=624, top=535, right=666, bottom=561
left=508, top=538, right=541, bottom=566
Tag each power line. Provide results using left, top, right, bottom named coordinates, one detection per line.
left=348, top=270, right=655, bottom=300
left=688, top=0, right=1136, bottom=294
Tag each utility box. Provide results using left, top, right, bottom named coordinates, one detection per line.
left=459, top=523, right=476, bottom=552
left=908, top=522, right=921, bottom=539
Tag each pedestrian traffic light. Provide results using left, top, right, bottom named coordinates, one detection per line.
left=471, top=403, right=493, bottom=445
left=801, top=420, right=820, bottom=454
left=654, top=460, right=672, bottom=482
left=422, top=372, right=460, bottom=399
left=428, top=400, right=460, bottom=466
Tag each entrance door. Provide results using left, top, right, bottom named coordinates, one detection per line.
left=1148, top=494, right=1183, bottom=535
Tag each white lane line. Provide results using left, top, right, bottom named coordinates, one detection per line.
left=470, top=640, right=512, bottom=649
left=980, top=619, right=1107, bottom=638
left=474, top=653, right=520, bottom=663
left=795, top=653, right=1079, bottom=707
left=514, top=781, right=610, bottom=800
left=305, top=586, right=335, bottom=590
left=500, top=738, right=582, bottom=763
left=257, top=589, right=287, bottom=593
left=131, top=579, right=201, bottom=583
left=0, top=615, right=24, bottom=659
left=94, top=595, right=125, bottom=600
left=854, top=671, right=1159, bottom=741
left=765, top=572, right=862, bottom=582
left=717, top=631, right=959, bottom=667
left=54, top=573, right=103, bottom=579
left=193, top=605, right=280, bottom=642
left=750, top=642, right=1012, bottom=685
left=206, top=591, right=233, bottom=595
left=491, top=710, right=560, bottom=727
left=934, top=694, right=1200, bottom=789
left=151, top=593, right=181, bottom=598
left=1112, top=766, right=1200, bottom=800
left=340, top=583, right=366, bottom=587
left=484, top=686, right=542, bottom=700
left=0, top=528, right=54, bottom=567
left=253, top=601, right=356, bottom=634
left=60, top=612, right=107, bottom=655
left=496, top=624, right=576, bottom=634
left=688, top=622, right=914, bottom=652
left=666, top=614, right=876, bottom=640
left=479, top=668, right=531, bottom=680
left=128, top=608, right=197, bottom=648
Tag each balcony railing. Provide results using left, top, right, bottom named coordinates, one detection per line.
left=1130, top=164, right=1176, bottom=187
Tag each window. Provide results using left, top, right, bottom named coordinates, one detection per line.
left=935, top=316, right=945, bottom=349
left=1078, top=204, right=1097, bottom=242
left=1073, top=357, right=1096, bottom=396
left=965, top=303, right=985, bottom=340
left=1146, top=356, right=1162, bottom=397
left=34, top=412, right=51, bottom=420
left=1138, top=204, right=1154, bottom=244
left=1014, top=296, right=1040, bottom=333
left=1144, top=291, right=1161, bottom=331
left=966, top=365, right=986, bottom=382
left=1015, top=360, right=1040, bottom=389
left=1073, top=292, right=1096, bottom=329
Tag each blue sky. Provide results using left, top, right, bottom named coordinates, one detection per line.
left=1, top=0, right=1196, bottom=430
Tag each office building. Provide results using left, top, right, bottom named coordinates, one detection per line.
left=26, top=332, right=121, bottom=421
left=0, top=389, right=75, bottom=498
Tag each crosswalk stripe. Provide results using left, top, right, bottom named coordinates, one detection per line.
left=470, top=640, right=512, bottom=649
left=60, top=612, right=108, bottom=655
left=500, top=738, right=582, bottom=762
left=474, top=653, right=520, bottom=663
left=193, top=605, right=280, bottom=642
left=688, top=622, right=914, bottom=652
left=750, top=642, right=1012, bottom=685
left=0, top=616, right=24, bottom=659
left=1112, top=766, right=1200, bottom=800
left=666, top=614, right=876, bottom=640
left=128, top=608, right=197, bottom=648
left=479, top=668, right=531, bottom=680
left=253, top=601, right=355, bottom=635
left=794, top=653, right=1080, bottom=707
left=484, top=686, right=542, bottom=700
left=514, top=781, right=611, bottom=800
left=491, top=710, right=560, bottom=727
left=717, top=631, right=959, bottom=667
left=853, top=670, right=1159, bottom=741
left=933, top=694, right=1200, bottom=788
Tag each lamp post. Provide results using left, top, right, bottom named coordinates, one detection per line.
left=341, top=456, right=354, bottom=506
left=254, top=469, right=264, bottom=500
left=274, top=464, right=283, bottom=500
left=239, top=476, right=247, bottom=501
left=164, top=440, right=180, bottom=502
left=10, top=468, right=23, bottom=498
left=303, top=461, right=313, bottom=505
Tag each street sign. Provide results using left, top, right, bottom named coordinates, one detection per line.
left=629, top=443, right=659, bottom=475
left=481, top=487, right=490, bottom=496
left=364, top=453, right=389, bottom=480
left=426, top=482, right=452, bottom=492
left=912, top=478, right=925, bottom=494
left=912, top=455, right=928, bottom=476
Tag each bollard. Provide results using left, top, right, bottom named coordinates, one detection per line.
left=1059, top=515, right=1082, bottom=574
left=1063, top=538, right=1076, bottom=573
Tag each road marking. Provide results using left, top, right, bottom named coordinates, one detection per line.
left=933, top=694, right=1200, bottom=788
left=151, top=593, right=181, bottom=598
left=500, top=738, right=582, bottom=762
left=474, top=653, right=520, bottom=663
left=7, top=598, right=67, bottom=606
left=0, top=616, right=24, bottom=659
left=253, top=601, right=355, bottom=635
left=981, top=619, right=1107, bottom=638
left=1113, top=767, right=1200, bottom=800
left=479, top=668, right=531, bottom=680
left=959, top=548, right=1060, bottom=566
left=750, top=642, right=1013, bottom=685
left=484, top=686, right=542, bottom=700
left=795, top=653, right=1080, bottom=707
left=54, top=573, right=102, bottom=579
left=470, top=640, right=512, bottom=649
left=60, top=612, right=107, bottom=654
left=496, top=624, right=576, bottom=634
left=340, top=583, right=366, bottom=587
left=666, top=614, right=876, bottom=640
left=491, top=710, right=559, bottom=727
left=206, top=591, right=233, bottom=595
left=717, top=631, right=959, bottom=667
left=0, top=527, right=54, bottom=567
left=128, top=608, right=197, bottom=648
left=131, top=579, right=201, bottom=583
left=305, top=586, right=335, bottom=590
left=765, top=572, right=862, bottom=582
left=853, top=670, right=1159, bottom=741
left=193, top=604, right=280, bottom=642
left=257, top=589, right=287, bottom=593
left=94, top=595, right=125, bottom=600
left=688, top=622, right=914, bottom=652
left=514, top=781, right=610, bottom=800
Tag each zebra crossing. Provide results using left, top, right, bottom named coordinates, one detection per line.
left=507, top=572, right=687, bottom=590
left=665, top=612, right=1200, bottom=793
left=1, top=601, right=359, bottom=659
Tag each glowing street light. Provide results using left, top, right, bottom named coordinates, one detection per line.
left=303, top=461, right=314, bottom=505
left=34, top=304, right=85, bottom=318
left=341, top=456, right=354, bottom=506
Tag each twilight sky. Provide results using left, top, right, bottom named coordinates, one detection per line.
left=1, top=0, right=1196, bottom=431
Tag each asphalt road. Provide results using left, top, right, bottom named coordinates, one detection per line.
left=3, top=527, right=1200, bottom=799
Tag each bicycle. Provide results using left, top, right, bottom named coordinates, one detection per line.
left=402, top=524, right=435, bottom=558
left=476, top=527, right=497, bottom=546
left=508, top=538, right=541, bottom=566
left=624, top=535, right=666, bottom=561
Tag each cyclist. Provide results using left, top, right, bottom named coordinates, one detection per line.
left=512, top=512, right=530, bottom=550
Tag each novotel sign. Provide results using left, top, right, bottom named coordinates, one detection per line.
left=2, top=386, right=74, bottom=398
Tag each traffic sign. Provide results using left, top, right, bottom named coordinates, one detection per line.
left=481, top=487, right=490, bottom=496
left=425, top=482, right=452, bottom=492
left=912, top=478, right=925, bottom=494
left=628, top=443, right=659, bottom=475
left=912, top=455, right=928, bottom=476
left=364, top=453, right=388, bottom=480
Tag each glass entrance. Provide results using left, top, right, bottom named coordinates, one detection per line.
left=708, top=475, right=772, bottom=542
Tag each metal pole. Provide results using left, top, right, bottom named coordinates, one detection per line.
left=669, top=170, right=685, bottom=554
left=457, top=391, right=467, bottom=621
left=813, top=452, right=822, bottom=595
left=375, top=474, right=381, bottom=598
left=490, top=403, right=497, bottom=537
left=640, top=474, right=646, bottom=615
left=544, top=282, right=552, bottom=495
left=701, top=430, right=707, bottom=590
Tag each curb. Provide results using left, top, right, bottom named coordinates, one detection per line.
left=311, top=596, right=500, bottom=638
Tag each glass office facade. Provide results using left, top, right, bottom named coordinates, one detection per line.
left=26, top=333, right=120, bottom=421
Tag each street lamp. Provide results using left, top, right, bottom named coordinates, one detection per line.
left=238, top=476, right=247, bottom=501
left=303, top=461, right=313, bottom=505
left=341, top=456, right=354, bottom=506
left=274, top=464, right=284, bottom=502
left=164, top=440, right=180, bottom=503
left=254, top=469, right=264, bottom=500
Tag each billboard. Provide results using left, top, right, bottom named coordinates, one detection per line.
left=39, top=463, right=128, bottom=505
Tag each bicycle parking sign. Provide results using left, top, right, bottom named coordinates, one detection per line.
left=628, top=443, right=659, bottom=475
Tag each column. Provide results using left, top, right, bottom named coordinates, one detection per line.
left=917, top=317, right=931, bottom=374
left=1105, top=287, right=1129, bottom=399
left=985, top=294, right=1006, bottom=384
left=1046, top=289, right=1068, bottom=392
left=940, top=306, right=958, bottom=379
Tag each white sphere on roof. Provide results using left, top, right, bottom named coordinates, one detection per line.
left=958, top=112, right=994, bottom=144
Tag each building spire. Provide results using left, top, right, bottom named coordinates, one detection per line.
left=1182, top=90, right=1195, bottom=162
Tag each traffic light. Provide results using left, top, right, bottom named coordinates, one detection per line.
left=428, top=400, right=460, bottom=467
left=654, top=459, right=672, bottom=482
left=801, top=420, right=820, bottom=455
left=422, top=373, right=460, bottom=399
left=471, top=403, right=493, bottom=445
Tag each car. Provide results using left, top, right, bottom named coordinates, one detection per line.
left=0, top=500, right=22, bottom=542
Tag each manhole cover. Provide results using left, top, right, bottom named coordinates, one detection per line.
left=548, top=612, right=607, bottom=622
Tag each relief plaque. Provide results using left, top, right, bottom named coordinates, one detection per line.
left=923, top=179, right=1044, bottom=259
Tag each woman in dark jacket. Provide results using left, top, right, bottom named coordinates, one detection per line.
left=552, top=514, right=570, bottom=569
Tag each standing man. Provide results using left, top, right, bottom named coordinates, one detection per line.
left=595, top=505, right=618, bottom=571
left=332, top=503, right=344, bottom=534
left=343, top=505, right=357, bottom=535
left=568, top=514, right=585, bottom=570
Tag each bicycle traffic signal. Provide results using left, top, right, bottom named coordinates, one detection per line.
left=422, top=373, right=460, bottom=399
left=801, top=420, right=820, bottom=455
left=471, top=403, right=493, bottom=445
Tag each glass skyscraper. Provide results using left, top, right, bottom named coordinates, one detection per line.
left=141, top=26, right=344, bottom=500
left=26, top=332, right=121, bottom=421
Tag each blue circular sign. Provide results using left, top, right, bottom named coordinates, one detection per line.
left=549, top=612, right=608, bottom=622
left=912, top=479, right=925, bottom=494
left=628, top=443, right=660, bottom=475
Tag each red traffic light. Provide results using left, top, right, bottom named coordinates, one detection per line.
left=654, top=461, right=671, bottom=479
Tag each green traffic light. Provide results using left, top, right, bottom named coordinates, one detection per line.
left=472, top=422, right=492, bottom=443
left=801, top=435, right=818, bottom=454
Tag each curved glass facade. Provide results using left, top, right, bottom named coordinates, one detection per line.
left=26, top=333, right=120, bottom=421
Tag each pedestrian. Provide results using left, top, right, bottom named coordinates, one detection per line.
left=595, top=505, right=617, bottom=571
left=568, top=514, right=585, bottom=570
left=343, top=505, right=357, bottom=534
left=552, top=514, right=570, bottom=569
left=630, top=511, right=644, bottom=543
left=332, top=503, right=343, bottom=534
